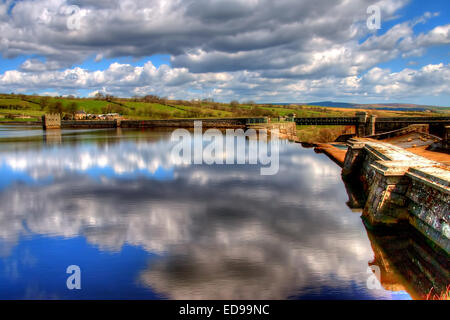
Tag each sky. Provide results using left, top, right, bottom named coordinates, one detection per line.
left=0, top=0, right=448, bottom=105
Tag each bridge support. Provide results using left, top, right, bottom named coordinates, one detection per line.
left=367, top=115, right=377, bottom=136
left=355, top=112, right=367, bottom=137
left=355, top=112, right=377, bottom=137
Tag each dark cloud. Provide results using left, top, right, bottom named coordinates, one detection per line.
left=0, top=0, right=448, bottom=102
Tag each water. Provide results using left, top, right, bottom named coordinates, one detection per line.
left=331, top=143, right=349, bottom=150
left=0, top=126, right=420, bottom=299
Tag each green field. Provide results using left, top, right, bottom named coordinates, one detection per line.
left=296, top=125, right=355, bottom=143
left=0, top=93, right=448, bottom=122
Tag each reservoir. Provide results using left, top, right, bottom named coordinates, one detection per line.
left=0, top=125, right=443, bottom=299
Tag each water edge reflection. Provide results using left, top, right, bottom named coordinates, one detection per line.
left=0, top=127, right=442, bottom=299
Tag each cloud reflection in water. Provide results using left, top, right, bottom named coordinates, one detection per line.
left=0, top=131, right=397, bottom=299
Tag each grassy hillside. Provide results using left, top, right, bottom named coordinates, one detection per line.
left=0, top=93, right=448, bottom=122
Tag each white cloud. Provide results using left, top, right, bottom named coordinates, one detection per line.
left=0, top=141, right=391, bottom=299
left=0, top=0, right=448, bottom=103
left=1, top=60, right=449, bottom=102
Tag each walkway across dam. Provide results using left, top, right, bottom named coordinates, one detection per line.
left=42, top=112, right=450, bottom=138
left=295, top=112, right=450, bottom=137
left=43, top=117, right=268, bottom=130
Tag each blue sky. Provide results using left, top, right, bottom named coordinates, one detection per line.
left=0, top=0, right=448, bottom=105
left=369, top=1, right=449, bottom=71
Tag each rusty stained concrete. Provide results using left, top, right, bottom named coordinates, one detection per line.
left=343, top=138, right=449, bottom=254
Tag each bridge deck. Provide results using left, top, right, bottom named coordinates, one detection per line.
left=295, top=116, right=450, bottom=126
left=295, top=117, right=359, bottom=125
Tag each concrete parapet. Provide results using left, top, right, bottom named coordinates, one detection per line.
left=343, top=138, right=450, bottom=254
left=366, top=124, right=431, bottom=140
left=342, top=138, right=366, bottom=176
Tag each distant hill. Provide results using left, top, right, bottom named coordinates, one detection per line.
left=300, top=101, right=445, bottom=111
left=302, top=101, right=448, bottom=112
left=306, top=101, right=358, bottom=109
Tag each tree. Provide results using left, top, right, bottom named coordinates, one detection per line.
left=105, top=94, right=115, bottom=102
left=94, top=92, right=105, bottom=100
left=66, top=102, right=79, bottom=119
left=39, top=97, right=50, bottom=110
left=101, top=104, right=114, bottom=114
left=230, top=100, right=240, bottom=112
left=143, top=95, right=161, bottom=103
left=47, top=101, right=64, bottom=115
left=160, top=96, right=168, bottom=105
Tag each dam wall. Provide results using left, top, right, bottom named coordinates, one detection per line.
left=57, top=118, right=267, bottom=129
left=61, top=120, right=116, bottom=128
left=41, top=113, right=450, bottom=138
left=247, top=122, right=297, bottom=140
left=343, top=138, right=450, bottom=254
left=119, top=118, right=257, bottom=129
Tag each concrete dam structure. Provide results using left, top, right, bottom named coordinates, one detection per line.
left=343, top=138, right=449, bottom=254
left=42, top=115, right=269, bottom=130
left=43, top=113, right=450, bottom=138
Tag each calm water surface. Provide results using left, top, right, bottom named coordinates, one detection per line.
left=0, top=126, right=414, bottom=299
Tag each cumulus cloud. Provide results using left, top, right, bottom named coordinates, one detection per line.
left=1, top=0, right=386, bottom=62
left=1, top=60, right=449, bottom=102
left=0, top=138, right=393, bottom=299
left=0, top=0, right=448, bottom=102
left=19, top=59, right=67, bottom=72
left=363, top=63, right=450, bottom=97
